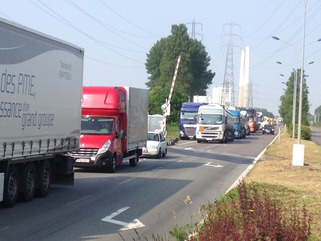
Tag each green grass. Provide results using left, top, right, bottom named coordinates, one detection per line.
left=166, top=122, right=179, bottom=141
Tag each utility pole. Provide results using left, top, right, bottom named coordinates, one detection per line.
left=186, top=19, right=203, bottom=40
left=221, top=23, right=240, bottom=108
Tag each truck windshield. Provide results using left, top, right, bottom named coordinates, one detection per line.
left=233, top=116, right=239, bottom=124
left=198, top=114, right=223, bottom=124
left=81, top=116, right=114, bottom=135
left=180, top=111, right=197, bottom=120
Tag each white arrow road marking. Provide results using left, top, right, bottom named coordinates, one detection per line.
left=204, top=162, right=223, bottom=168
left=184, top=147, right=193, bottom=150
left=101, top=207, right=145, bottom=231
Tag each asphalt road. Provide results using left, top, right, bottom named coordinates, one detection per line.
left=0, top=130, right=277, bottom=241
left=311, top=127, right=321, bottom=146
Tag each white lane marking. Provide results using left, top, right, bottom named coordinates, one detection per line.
left=176, top=141, right=196, bottom=146
left=118, top=178, right=135, bottom=185
left=101, top=207, right=145, bottom=231
left=204, top=162, right=224, bottom=168
left=64, top=195, right=92, bottom=206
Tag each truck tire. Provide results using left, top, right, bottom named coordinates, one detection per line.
left=20, top=163, right=37, bottom=202
left=162, top=148, right=167, bottom=157
left=156, top=149, right=161, bottom=159
left=3, top=165, right=20, bottom=208
left=220, top=132, right=228, bottom=143
left=106, top=155, right=116, bottom=173
left=130, top=152, right=138, bottom=166
left=229, top=132, right=234, bottom=142
left=37, top=160, right=51, bottom=197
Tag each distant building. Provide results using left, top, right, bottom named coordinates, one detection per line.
left=212, top=86, right=231, bottom=106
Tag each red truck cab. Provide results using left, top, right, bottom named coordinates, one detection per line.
left=71, top=86, right=146, bottom=172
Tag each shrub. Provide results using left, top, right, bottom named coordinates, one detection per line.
left=188, top=181, right=311, bottom=241
left=289, top=124, right=312, bottom=140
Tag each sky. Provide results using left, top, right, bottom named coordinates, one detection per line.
left=0, top=0, right=320, bottom=116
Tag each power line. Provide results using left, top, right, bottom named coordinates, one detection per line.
left=31, top=0, right=145, bottom=64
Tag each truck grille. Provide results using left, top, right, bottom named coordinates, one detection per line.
left=70, top=148, right=98, bottom=158
left=184, top=126, right=196, bottom=136
left=200, top=131, right=219, bottom=139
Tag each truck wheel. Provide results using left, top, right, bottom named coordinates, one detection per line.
left=221, top=132, right=228, bottom=143
left=20, top=163, right=37, bottom=202
left=230, top=132, right=234, bottom=142
left=156, top=149, right=161, bottom=159
left=106, top=155, right=116, bottom=173
left=162, top=148, right=167, bottom=157
left=3, top=165, right=20, bottom=208
left=130, top=152, right=138, bottom=166
left=37, top=160, right=51, bottom=197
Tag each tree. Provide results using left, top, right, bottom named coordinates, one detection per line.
left=279, top=69, right=309, bottom=127
left=254, top=108, right=274, bottom=118
left=314, top=105, right=321, bottom=124
left=145, top=24, right=215, bottom=123
left=148, top=85, right=188, bottom=123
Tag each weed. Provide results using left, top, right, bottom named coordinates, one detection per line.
left=188, top=181, right=311, bottom=241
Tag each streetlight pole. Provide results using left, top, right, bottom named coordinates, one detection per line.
left=297, top=0, right=307, bottom=145
left=275, top=59, right=297, bottom=139
left=292, top=0, right=307, bottom=166
left=293, top=69, right=297, bottom=139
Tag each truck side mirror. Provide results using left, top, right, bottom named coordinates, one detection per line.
left=117, top=130, right=126, bottom=139
left=194, top=115, right=199, bottom=123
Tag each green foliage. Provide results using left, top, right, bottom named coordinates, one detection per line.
left=145, top=24, right=215, bottom=124
left=254, top=107, right=274, bottom=118
left=166, top=122, right=179, bottom=140
left=289, top=124, right=312, bottom=140
left=148, top=86, right=188, bottom=123
left=301, top=125, right=312, bottom=140
left=168, top=224, right=187, bottom=241
left=189, top=181, right=312, bottom=241
left=279, top=69, right=310, bottom=127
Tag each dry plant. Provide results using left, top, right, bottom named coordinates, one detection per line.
left=244, top=131, right=321, bottom=240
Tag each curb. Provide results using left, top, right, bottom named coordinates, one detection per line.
left=225, top=130, right=281, bottom=194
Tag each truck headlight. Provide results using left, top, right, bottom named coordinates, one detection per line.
left=97, top=140, right=111, bottom=155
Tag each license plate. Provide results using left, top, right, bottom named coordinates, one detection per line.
left=76, top=158, right=90, bottom=163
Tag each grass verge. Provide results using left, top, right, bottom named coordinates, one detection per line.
left=243, top=131, right=321, bottom=240
left=163, top=125, right=321, bottom=240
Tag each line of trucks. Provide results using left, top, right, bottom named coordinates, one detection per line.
left=179, top=102, right=260, bottom=143
left=0, top=18, right=148, bottom=207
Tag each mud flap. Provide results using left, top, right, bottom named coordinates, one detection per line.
left=53, top=155, right=74, bottom=185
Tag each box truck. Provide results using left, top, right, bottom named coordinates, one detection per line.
left=0, top=18, right=84, bottom=207
left=195, top=104, right=234, bottom=143
left=70, top=86, right=148, bottom=173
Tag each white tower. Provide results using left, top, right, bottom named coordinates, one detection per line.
left=238, top=46, right=250, bottom=108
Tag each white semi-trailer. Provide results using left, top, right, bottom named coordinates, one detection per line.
left=0, top=18, right=84, bottom=207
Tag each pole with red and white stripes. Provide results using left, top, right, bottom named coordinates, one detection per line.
left=162, top=55, right=181, bottom=137
left=167, top=55, right=181, bottom=109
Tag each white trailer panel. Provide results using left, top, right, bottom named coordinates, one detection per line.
left=0, top=17, right=84, bottom=160
left=124, top=87, right=148, bottom=151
